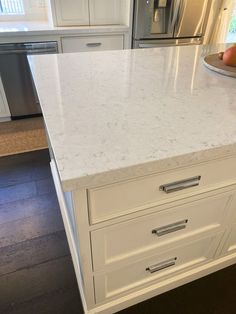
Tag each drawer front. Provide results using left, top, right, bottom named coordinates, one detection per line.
left=91, top=192, right=233, bottom=271
left=61, top=35, right=124, bottom=53
left=94, top=234, right=221, bottom=303
left=88, top=157, right=236, bottom=223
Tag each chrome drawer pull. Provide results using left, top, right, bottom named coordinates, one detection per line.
left=159, top=176, right=201, bottom=194
left=86, top=43, right=102, bottom=47
left=146, top=257, right=177, bottom=274
left=152, top=219, right=188, bottom=237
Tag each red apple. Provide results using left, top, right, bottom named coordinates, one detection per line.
left=223, top=46, right=236, bottom=66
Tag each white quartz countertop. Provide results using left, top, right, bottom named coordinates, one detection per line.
left=29, top=44, right=236, bottom=191
left=0, top=21, right=129, bottom=38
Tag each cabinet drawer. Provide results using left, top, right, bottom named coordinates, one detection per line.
left=94, top=234, right=221, bottom=303
left=91, top=191, right=233, bottom=271
left=88, top=157, right=236, bottom=223
left=61, top=35, right=124, bottom=53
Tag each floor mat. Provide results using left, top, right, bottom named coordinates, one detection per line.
left=0, top=117, right=48, bottom=157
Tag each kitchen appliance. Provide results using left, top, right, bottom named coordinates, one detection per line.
left=133, top=0, right=211, bottom=48
left=0, top=41, right=58, bottom=120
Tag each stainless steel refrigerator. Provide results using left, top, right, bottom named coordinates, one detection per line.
left=133, top=0, right=211, bottom=48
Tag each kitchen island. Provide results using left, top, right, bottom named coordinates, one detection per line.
left=30, top=45, right=236, bottom=314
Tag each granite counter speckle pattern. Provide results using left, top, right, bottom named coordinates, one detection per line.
left=29, top=45, right=236, bottom=191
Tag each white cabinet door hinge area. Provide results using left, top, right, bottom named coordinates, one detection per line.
left=0, top=76, right=11, bottom=122
left=89, top=0, right=121, bottom=25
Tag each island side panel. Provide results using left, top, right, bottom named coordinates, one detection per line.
left=48, top=151, right=94, bottom=312
left=72, top=188, right=96, bottom=309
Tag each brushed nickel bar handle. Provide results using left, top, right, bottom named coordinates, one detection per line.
left=86, top=43, right=102, bottom=47
left=159, top=176, right=201, bottom=194
left=152, top=219, right=188, bottom=237
left=146, top=257, right=177, bottom=274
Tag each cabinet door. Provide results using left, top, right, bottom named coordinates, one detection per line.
left=0, top=75, right=10, bottom=121
left=53, top=0, right=89, bottom=26
left=89, top=0, right=121, bottom=25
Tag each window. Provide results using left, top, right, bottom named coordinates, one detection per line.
left=227, top=4, right=236, bottom=42
left=0, top=0, right=24, bottom=15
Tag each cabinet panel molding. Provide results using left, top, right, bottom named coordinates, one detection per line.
left=91, top=191, right=234, bottom=270
left=89, top=0, right=121, bottom=25
left=52, top=0, right=89, bottom=26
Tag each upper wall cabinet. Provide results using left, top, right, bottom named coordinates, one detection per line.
left=51, top=0, right=90, bottom=26
left=89, top=0, right=121, bottom=25
left=50, top=0, right=130, bottom=26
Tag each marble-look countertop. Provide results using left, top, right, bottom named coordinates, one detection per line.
left=29, top=44, right=236, bottom=191
left=0, top=21, right=129, bottom=39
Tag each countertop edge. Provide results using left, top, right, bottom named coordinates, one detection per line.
left=0, top=24, right=130, bottom=39
left=60, top=144, right=236, bottom=191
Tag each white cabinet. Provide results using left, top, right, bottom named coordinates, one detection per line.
left=88, top=156, right=236, bottom=223
left=91, top=192, right=233, bottom=270
left=50, top=153, right=236, bottom=313
left=51, top=0, right=89, bottom=26
left=94, top=234, right=222, bottom=303
left=61, top=35, right=124, bottom=53
left=0, top=76, right=10, bottom=122
left=89, top=0, right=121, bottom=25
left=50, top=0, right=132, bottom=26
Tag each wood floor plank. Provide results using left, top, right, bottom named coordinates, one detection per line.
left=0, top=152, right=51, bottom=189
left=31, top=163, right=51, bottom=181
left=3, top=286, right=83, bottom=314
left=0, top=150, right=49, bottom=170
left=0, top=182, right=37, bottom=205
left=0, top=208, right=64, bottom=248
left=0, top=256, right=77, bottom=312
left=0, top=162, right=51, bottom=189
left=35, top=177, right=56, bottom=196
left=0, top=165, right=33, bottom=189
left=0, top=230, right=70, bottom=276
left=0, top=193, right=59, bottom=225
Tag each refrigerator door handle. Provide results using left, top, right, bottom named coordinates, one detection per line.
left=174, top=0, right=186, bottom=36
left=169, top=0, right=181, bottom=34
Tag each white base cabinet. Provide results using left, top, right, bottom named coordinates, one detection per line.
left=62, top=35, right=124, bottom=53
left=94, top=233, right=222, bottom=303
left=50, top=154, right=236, bottom=314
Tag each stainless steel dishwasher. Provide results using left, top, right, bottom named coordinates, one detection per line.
left=0, top=41, right=58, bottom=120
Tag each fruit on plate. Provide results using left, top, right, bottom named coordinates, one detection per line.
left=223, top=45, right=236, bottom=66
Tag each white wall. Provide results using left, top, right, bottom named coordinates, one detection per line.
left=204, top=0, right=236, bottom=44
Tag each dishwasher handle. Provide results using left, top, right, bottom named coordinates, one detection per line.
left=0, top=48, right=58, bottom=55
left=0, top=42, right=58, bottom=55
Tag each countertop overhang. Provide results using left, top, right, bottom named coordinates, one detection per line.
left=29, top=44, right=236, bottom=191
left=0, top=21, right=129, bottom=39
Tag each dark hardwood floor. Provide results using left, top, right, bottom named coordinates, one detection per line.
left=1, top=149, right=236, bottom=314
left=0, top=150, right=83, bottom=314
